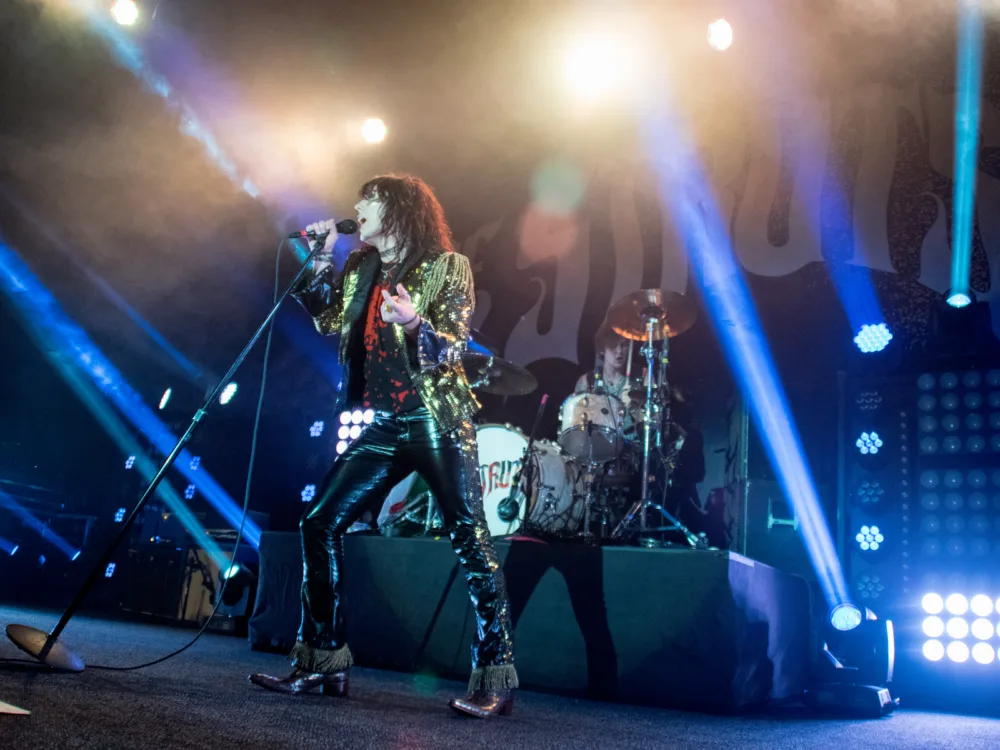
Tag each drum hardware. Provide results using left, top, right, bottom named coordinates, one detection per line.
left=607, top=289, right=701, bottom=548
left=499, top=394, right=548, bottom=532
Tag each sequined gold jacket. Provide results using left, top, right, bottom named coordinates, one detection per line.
left=292, top=247, right=480, bottom=432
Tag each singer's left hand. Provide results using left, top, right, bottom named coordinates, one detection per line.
left=381, top=285, right=419, bottom=329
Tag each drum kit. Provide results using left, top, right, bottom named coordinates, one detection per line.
left=381, top=288, right=707, bottom=548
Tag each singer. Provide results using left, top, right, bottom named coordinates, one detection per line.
left=249, top=174, right=517, bottom=718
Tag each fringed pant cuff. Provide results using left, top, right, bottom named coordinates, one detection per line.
left=468, top=664, right=519, bottom=693
left=290, top=642, right=354, bottom=674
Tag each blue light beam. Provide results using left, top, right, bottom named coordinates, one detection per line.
left=0, top=493, right=80, bottom=560
left=951, top=0, right=984, bottom=305
left=642, top=110, right=850, bottom=608
left=0, top=240, right=259, bottom=552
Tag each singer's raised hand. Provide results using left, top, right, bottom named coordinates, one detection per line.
left=305, top=219, right=337, bottom=273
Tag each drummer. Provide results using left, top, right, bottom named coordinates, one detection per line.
left=574, top=324, right=642, bottom=434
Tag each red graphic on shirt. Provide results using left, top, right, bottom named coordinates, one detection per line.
left=362, top=281, right=418, bottom=411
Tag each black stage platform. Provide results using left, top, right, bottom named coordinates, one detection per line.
left=249, top=533, right=812, bottom=712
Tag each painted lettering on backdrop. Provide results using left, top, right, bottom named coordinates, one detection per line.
left=464, top=82, right=999, bottom=369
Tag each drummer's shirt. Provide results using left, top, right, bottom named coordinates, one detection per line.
left=361, top=277, right=423, bottom=414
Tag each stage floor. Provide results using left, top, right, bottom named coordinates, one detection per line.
left=1, top=607, right=999, bottom=750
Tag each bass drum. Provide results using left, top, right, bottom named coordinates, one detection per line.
left=476, top=424, right=528, bottom=537
left=523, top=440, right=586, bottom=535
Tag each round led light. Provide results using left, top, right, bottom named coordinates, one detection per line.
left=971, top=618, right=993, bottom=640
left=922, top=593, right=944, bottom=614
left=339, top=411, right=352, bottom=425
left=946, top=617, right=970, bottom=639
left=972, top=642, right=995, bottom=665
left=970, top=594, right=993, bottom=617
left=945, top=593, right=969, bottom=615
left=923, top=640, right=945, bottom=661
left=922, top=616, right=945, bottom=638
left=947, top=641, right=970, bottom=663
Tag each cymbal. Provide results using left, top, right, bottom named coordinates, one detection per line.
left=467, top=328, right=500, bottom=356
left=462, top=353, right=538, bottom=396
left=606, top=289, right=696, bottom=341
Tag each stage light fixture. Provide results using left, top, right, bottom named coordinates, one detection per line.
left=363, top=409, right=375, bottom=424
left=946, top=291, right=972, bottom=309
left=971, top=642, right=995, bottom=664
left=855, top=525, right=884, bottom=552
left=114, top=508, right=126, bottom=523
left=190, top=456, right=201, bottom=470
left=853, top=324, right=893, bottom=353
left=104, top=563, right=116, bottom=578
left=563, top=31, right=638, bottom=103
left=807, top=605, right=897, bottom=717
left=349, top=425, right=362, bottom=440
left=184, top=484, right=196, bottom=500
left=855, top=432, right=883, bottom=455
left=220, top=563, right=257, bottom=607
left=301, top=484, right=316, bottom=503
left=219, top=382, right=238, bottom=405
left=0, top=537, right=18, bottom=556
left=361, top=118, right=387, bottom=144
left=310, top=420, right=326, bottom=437
left=336, top=440, right=349, bottom=455
left=351, top=410, right=364, bottom=425
left=125, top=455, right=136, bottom=470
left=158, top=388, right=172, bottom=410
left=337, top=425, right=350, bottom=440
left=339, top=412, right=351, bottom=426
left=111, top=0, right=139, bottom=26
left=707, top=18, right=733, bottom=51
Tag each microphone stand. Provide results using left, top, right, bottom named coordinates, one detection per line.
left=498, top=394, right=548, bottom=535
left=4, top=235, right=332, bottom=672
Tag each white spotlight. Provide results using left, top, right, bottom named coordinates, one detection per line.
left=220, top=382, right=238, bottom=405
left=563, top=32, right=637, bottom=102
left=111, top=0, right=139, bottom=26
left=707, top=18, right=733, bottom=51
left=945, top=593, right=969, bottom=615
left=158, top=388, right=172, bottom=410
left=361, top=118, right=387, bottom=144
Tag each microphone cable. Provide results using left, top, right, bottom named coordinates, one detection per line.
left=86, top=239, right=290, bottom=671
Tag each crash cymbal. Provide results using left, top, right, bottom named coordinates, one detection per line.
left=462, top=353, right=538, bottom=396
left=467, top=328, right=500, bottom=357
left=606, top=289, right=696, bottom=341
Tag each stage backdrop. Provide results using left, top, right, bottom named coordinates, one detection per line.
left=461, top=80, right=999, bottom=390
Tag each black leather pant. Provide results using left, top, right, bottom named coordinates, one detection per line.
left=298, top=407, right=515, bottom=674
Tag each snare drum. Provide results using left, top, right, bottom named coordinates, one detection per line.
left=557, top=391, right=627, bottom=462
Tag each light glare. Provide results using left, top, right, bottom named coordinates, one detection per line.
left=707, top=19, right=733, bottom=51
left=922, top=616, right=945, bottom=638
left=361, top=118, right=387, bottom=144
left=111, top=0, right=139, bottom=26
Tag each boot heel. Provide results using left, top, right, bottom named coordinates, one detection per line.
left=321, top=678, right=349, bottom=698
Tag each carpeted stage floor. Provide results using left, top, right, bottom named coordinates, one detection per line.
left=1, top=607, right=998, bottom=750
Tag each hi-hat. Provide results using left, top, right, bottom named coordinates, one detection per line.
left=463, top=353, right=537, bottom=396
left=606, top=289, right=696, bottom=341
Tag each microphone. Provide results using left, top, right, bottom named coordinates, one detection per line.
left=497, top=394, right=549, bottom=525
left=287, top=219, right=358, bottom=240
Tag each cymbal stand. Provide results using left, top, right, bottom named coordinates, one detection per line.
left=611, top=320, right=699, bottom=547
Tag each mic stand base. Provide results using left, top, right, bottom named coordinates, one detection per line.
left=6, top=624, right=84, bottom=672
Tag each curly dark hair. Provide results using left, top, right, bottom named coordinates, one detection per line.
left=359, top=174, right=455, bottom=278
